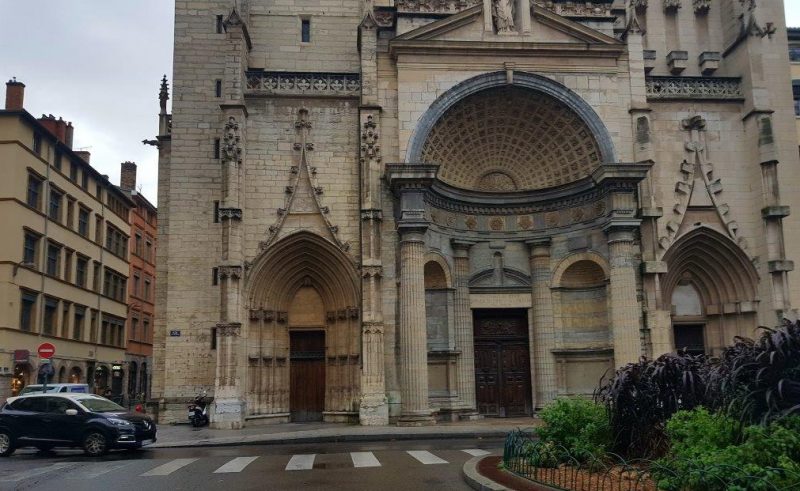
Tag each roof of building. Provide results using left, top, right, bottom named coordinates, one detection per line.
left=0, top=109, right=135, bottom=207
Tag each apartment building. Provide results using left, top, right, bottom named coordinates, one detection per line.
left=119, top=161, right=156, bottom=405
left=0, top=79, right=133, bottom=401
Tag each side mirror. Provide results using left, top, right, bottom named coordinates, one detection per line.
left=65, top=409, right=78, bottom=416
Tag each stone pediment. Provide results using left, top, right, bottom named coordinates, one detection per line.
left=390, top=3, right=622, bottom=54
left=469, top=267, right=531, bottom=289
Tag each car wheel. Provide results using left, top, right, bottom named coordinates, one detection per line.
left=82, top=431, right=108, bottom=457
left=0, top=430, right=15, bottom=457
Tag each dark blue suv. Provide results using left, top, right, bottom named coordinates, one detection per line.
left=0, top=393, right=156, bottom=457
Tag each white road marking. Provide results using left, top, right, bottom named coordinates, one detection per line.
left=406, top=450, right=448, bottom=465
left=462, top=449, right=490, bottom=457
left=350, top=451, right=381, bottom=468
left=67, top=460, right=136, bottom=479
left=0, top=463, right=73, bottom=482
left=285, top=454, right=316, bottom=471
left=140, top=458, right=199, bottom=476
left=214, top=456, right=259, bottom=473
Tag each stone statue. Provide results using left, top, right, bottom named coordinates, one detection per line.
left=492, top=0, right=515, bottom=33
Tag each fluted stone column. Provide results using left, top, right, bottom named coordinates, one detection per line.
left=606, top=226, right=642, bottom=366
left=451, top=239, right=479, bottom=418
left=398, top=227, right=435, bottom=425
left=527, top=238, right=556, bottom=408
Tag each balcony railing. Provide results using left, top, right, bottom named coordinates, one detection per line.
left=645, top=76, right=743, bottom=101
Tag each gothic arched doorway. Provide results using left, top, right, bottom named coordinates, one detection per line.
left=662, top=227, right=759, bottom=355
left=247, top=232, right=360, bottom=422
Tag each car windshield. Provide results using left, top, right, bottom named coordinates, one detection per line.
left=76, top=398, right=126, bottom=413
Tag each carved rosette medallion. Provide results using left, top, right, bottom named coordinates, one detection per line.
left=489, top=217, right=505, bottom=231
left=465, top=216, right=478, bottom=230
left=570, top=207, right=586, bottom=224
left=593, top=201, right=607, bottom=218
left=518, top=215, right=533, bottom=230
left=544, top=211, right=560, bottom=227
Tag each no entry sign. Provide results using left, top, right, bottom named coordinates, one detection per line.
left=37, top=342, right=56, bottom=359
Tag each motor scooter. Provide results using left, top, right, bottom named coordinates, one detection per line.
left=188, top=391, right=209, bottom=427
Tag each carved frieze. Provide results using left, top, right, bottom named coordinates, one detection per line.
left=246, top=71, right=360, bottom=97
left=360, top=115, right=380, bottom=164
left=663, top=0, right=680, bottom=12
left=518, top=216, right=533, bottom=230
left=218, top=207, right=242, bottom=221
left=536, top=1, right=615, bottom=17
left=645, top=77, right=743, bottom=101
left=396, top=0, right=480, bottom=14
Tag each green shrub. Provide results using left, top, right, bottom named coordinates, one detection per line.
left=654, top=408, right=800, bottom=491
left=536, top=398, right=611, bottom=462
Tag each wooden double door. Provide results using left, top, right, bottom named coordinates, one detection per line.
left=473, top=310, right=532, bottom=417
left=290, top=330, right=326, bottom=422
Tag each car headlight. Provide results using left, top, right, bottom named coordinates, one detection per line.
left=108, top=418, right=133, bottom=427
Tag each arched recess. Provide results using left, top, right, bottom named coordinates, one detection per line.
left=551, top=253, right=612, bottom=397
left=423, top=254, right=458, bottom=409
left=69, top=365, right=82, bottom=384
left=662, top=227, right=759, bottom=354
left=246, top=232, right=360, bottom=421
left=406, top=71, right=617, bottom=167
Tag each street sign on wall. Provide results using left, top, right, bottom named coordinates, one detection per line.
left=37, top=343, right=56, bottom=359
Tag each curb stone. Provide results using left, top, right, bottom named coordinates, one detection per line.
left=462, top=456, right=508, bottom=491
left=151, top=430, right=509, bottom=449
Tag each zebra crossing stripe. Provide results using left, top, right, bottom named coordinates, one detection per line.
left=285, top=454, right=315, bottom=471
left=462, top=449, right=490, bottom=457
left=141, top=458, right=199, bottom=476
left=214, top=456, right=259, bottom=473
left=406, top=450, right=448, bottom=465
left=67, top=461, right=136, bottom=479
left=350, top=451, right=381, bottom=468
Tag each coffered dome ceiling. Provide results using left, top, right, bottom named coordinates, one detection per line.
left=420, top=86, right=602, bottom=192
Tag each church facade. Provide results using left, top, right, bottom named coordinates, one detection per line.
left=153, top=0, right=800, bottom=428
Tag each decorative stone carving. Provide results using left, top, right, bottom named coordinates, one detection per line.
left=465, top=216, right=478, bottom=230
left=693, top=0, right=710, bottom=14
left=593, top=201, right=607, bottom=218
left=545, top=211, right=560, bottom=227
left=570, top=207, right=586, bottom=224
left=477, top=171, right=517, bottom=192
left=262, top=109, right=349, bottom=251
left=246, top=71, right=361, bottom=97
left=636, top=116, right=650, bottom=145
left=396, top=0, right=480, bottom=13
left=222, top=117, right=243, bottom=165
left=218, top=207, right=242, bottom=221
left=216, top=322, right=242, bottom=337
left=740, top=0, right=776, bottom=38
left=217, top=265, right=243, bottom=281
left=663, top=0, right=680, bottom=12
left=660, top=115, right=749, bottom=253
left=645, top=77, right=743, bottom=101
left=360, top=115, right=381, bottom=164
left=421, top=86, right=602, bottom=192
left=632, top=0, right=648, bottom=12
left=492, top=0, right=515, bottom=33
left=536, top=1, right=615, bottom=17
left=489, top=217, right=505, bottom=231
left=518, top=215, right=533, bottom=230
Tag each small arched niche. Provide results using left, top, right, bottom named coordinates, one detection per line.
left=557, top=260, right=610, bottom=348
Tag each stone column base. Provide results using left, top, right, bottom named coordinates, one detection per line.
left=458, top=410, right=484, bottom=421
left=359, top=394, right=389, bottom=426
left=210, top=398, right=246, bottom=429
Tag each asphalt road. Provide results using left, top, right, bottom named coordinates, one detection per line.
left=0, top=438, right=503, bottom=491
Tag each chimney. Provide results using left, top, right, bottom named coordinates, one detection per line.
left=120, top=161, right=137, bottom=191
left=38, top=114, right=70, bottom=145
left=75, top=150, right=91, bottom=164
left=5, top=78, right=25, bottom=110
left=65, top=123, right=74, bottom=148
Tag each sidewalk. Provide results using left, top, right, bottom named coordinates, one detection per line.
left=152, top=416, right=540, bottom=449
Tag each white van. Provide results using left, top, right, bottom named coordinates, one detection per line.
left=17, top=383, right=91, bottom=396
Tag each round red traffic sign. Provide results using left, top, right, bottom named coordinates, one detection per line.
left=37, top=342, right=56, bottom=359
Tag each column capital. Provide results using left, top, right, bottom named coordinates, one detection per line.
left=398, top=221, right=428, bottom=242
left=525, top=238, right=552, bottom=257
left=215, top=322, right=242, bottom=337
left=604, top=222, right=639, bottom=244
left=451, top=239, right=476, bottom=257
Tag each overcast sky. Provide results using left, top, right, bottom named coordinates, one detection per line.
left=1, top=2, right=799, bottom=206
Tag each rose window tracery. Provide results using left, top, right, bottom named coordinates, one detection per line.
left=420, top=86, right=602, bottom=192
